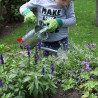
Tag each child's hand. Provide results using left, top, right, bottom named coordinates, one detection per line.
left=23, top=9, right=36, bottom=23
left=44, top=19, right=59, bottom=32
left=44, top=18, right=63, bottom=32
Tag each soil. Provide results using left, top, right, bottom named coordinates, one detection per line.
left=51, top=87, right=82, bottom=98
left=0, top=22, right=82, bottom=98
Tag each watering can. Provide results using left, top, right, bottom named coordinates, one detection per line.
left=21, top=23, right=49, bottom=47
left=17, top=23, right=68, bottom=56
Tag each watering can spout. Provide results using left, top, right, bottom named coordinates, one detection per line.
left=21, top=25, right=49, bottom=46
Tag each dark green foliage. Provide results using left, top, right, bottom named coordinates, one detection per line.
left=0, top=0, right=29, bottom=22
left=0, top=16, right=4, bottom=28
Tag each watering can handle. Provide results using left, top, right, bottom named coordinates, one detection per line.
left=27, top=21, right=37, bottom=33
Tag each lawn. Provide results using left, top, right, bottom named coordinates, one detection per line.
left=69, top=0, right=98, bottom=56
left=0, top=0, right=98, bottom=55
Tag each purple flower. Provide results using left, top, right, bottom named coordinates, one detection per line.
left=18, top=44, right=23, bottom=50
left=25, top=45, right=31, bottom=59
left=34, top=47, right=39, bottom=64
left=89, top=74, right=96, bottom=78
left=86, top=43, right=96, bottom=48
left=0, top=78, right=3, bottom=87
left=43, top=50, right=49, bottom=57
left=25, top=45, right=31, bottom=51
left=0, top=54, right=4, bottom=64
left=81, top=61, right=86, bottom=65
left=42, top=46, right=52, bottom=57
left=81, top=61, right=91, bottom=72
left=86, top=44, right=92, bottom=48
left=50, top=64, right=55, bottom=74
left=34, top=54, right=38, bottom=63
left=49, top=46, right=52, bottom=49
left=81, top=61, right=89, bottom=65
left=41, top=67, right=45, bottom=74
left=38, top=40, right=42, bottom=51
left=85, top=66, right=91, bottom=72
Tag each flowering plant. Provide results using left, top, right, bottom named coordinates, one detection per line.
left=0, top=44, right=10, bottom=53
left=0, top=41, right=98, bottom=98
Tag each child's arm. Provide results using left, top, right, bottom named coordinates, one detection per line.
left=19, top=0, right=38, bottom=23
left=62, top=1, right=76, bottom=27
left=19, top=0, right=37, bottom=15
left=43, top=1, right=76, bottom=32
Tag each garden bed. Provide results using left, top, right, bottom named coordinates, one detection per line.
left=0, top=22, right=98, bottom=98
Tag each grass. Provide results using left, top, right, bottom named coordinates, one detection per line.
left=0, top=0, right=98, bottom=55
left=0, top=23, right=34, bottom=52
left=69, top=0, right=98, bottom=56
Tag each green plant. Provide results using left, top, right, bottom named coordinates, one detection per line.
left=0, top=16, right=4, bottom=28
left=61, top=78, right=75, bottom=91
left=0, top=45, right=57, bottom=98
left=0, top=41, right=98, bottom=98
left=0, top=44, right=10, bottom=53
left=0, top=0, right=29, bottom=22
left=0, top=16, right=4, bottom=21
left=80, top=81, right=98, bottom=98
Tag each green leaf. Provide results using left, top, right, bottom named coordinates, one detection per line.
left=47, top=74, right=52, bottom=79
left=81, top=81, right=97, bottom=90
left=90, top=67, right=98, bottom=76
left=9, top=84, right=14, bottom=90
left=89, top=93, right=97, bottom=98
left=0, top=16, right=4, bottom=21
left=38, top=86, right=43, bottom=95
left=51, top=83, right=57, bottom=88
left=23, top=76, right=31, bottom=83
left=33, top=87, right=38, bottom=97
left=79, top=84, right=84, bottom=89
left=82, top=95, right=88, bottom=98
left=62, top=84, right=73, bottom=91
left=6, top=93, right=12, bottom=98
left=61, top=79, right=75, bottom=91
left=82, top=91, right=89, bottom=98
left=15, top=88, right=19, bottom=92
left=9, top=74, right=17, bottom=79
left=50, top=87, right=56, bottom=94
left=45, top=85, right=49, bottom=91
left=28, top=82, right=34, bottom=95
left=14, top=96, right=23, bottom=98
left=35, top=76, right=38, bottom=89
left=81, top=72, right=90, bottom=80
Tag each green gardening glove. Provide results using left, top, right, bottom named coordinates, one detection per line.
left=23, top=9, right=36, bottom=23
left=44, top=18, right=63, bottom=32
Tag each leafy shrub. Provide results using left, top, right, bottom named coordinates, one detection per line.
left=0, top=0, right=29, bottom=22
left=0, top=16, right=4, bottom=21
left=0, top=44, right=10, bottom=53
left=0, top=41, right=98, bottom=98
left=0, top=16, right=4, bottom=29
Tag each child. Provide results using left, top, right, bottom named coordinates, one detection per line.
left=19, top=0, right=76, bottom=51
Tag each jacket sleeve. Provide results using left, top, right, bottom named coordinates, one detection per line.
left=19, top=0, right=38, bottom=15
left=62, top=1, right=76, bottom=27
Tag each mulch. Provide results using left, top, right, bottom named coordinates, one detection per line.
left=51, top=87, right=82, bottom=98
